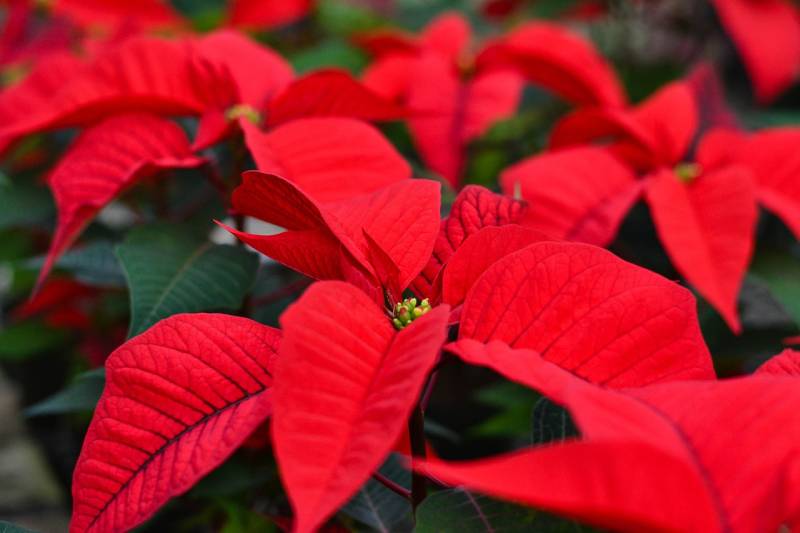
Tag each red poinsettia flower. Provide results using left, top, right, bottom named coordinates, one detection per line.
left=419, top=342, right=800, bottom=532
left=358, top=11, right=622, bottom=187
left=227, top=0, right=314, bottom=30
left=708, top=0, right=800, bottom=103
left=506, top=80, right=763, bottom=333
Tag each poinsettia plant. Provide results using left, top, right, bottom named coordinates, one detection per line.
left=3, top=1, right=800, bottom=533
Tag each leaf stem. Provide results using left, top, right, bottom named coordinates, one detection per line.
left=371, top=471, right=412, bottom=501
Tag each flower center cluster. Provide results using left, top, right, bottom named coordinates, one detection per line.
left=392, top=297, right=432, bottom=330
left=225, top=104, right=262, bottom=125
left=675, top=162, right=701, bottom=182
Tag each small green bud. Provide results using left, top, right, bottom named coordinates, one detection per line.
left=675, top=162, right=701, bottom=182
left=392, top=318, right=403, bottom=330
left=413, top=307, right=423, bottom=318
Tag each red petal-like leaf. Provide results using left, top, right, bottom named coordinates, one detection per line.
left=709, top=0, right=800, bottom=103
left=756, top=348, right=800, bottom=376
left=631, top=81, right=698, bottom=165
left=646, top=168, right=757, bottom=333
left=228, top=0, right=312, bottom=29
left=70, top=313, right=281, bottom=533
left=458, top=241, right=715, bottom=386
left=477, top=22, right=625, bottom=108
left=274, top=281, right=449, bottom=533
left=436, top=225, right=551, bottom=306
left=462, top=69, right=524, bottom=142
left=39, top=113, right=204, bottom=289
left=242, top=118, right=410, bottom=203
left=686, top=62, right=740, bottom=131
left=362, top=55, right=416, bottom=102
left=500, top=147, right=640, bottom=246
left=419, top=11, right=471, bottom=65
left=226, top=172, right=440, bottom=292
left=412, top=185, right=527, bottom=298
left=52, top=0, right=184, bottom=30
left=266, top=69, right=405, bottom=127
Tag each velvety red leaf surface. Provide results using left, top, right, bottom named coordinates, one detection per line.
left=501, top=147, right=640, bottom=246
left=51, top=0, right=184, bottom=30
left=418, top=11, right=471, bottom=65
left=436, top=225, right=551, bottom=307
left=645, top=167, right=757, bottom=333
left=457, top=241, right=715, bottom=386
left=266, top=70, right=405, bottom=126
left=39, top=113, right=204, bottom=289
left=423, top=350, right=800, bottom=532
left=226, top=172, right=439, bottom=293
left=412, top=185, right=526, bottom=298
left=274, top=281, right=449, bottom=533
left=362, top=54, right=416, bottom=102
left=756, top=348, right=800, bottom=376
left=242, top=118, right=410, bottom=203
left=709, top=0, right=800, bottom=103
left=228, top=0, right=313, bottom=29
left=477, top=22, right=626, bottom=108
left=71, top=313, right=281, bottom=533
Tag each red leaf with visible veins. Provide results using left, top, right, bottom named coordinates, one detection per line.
left=709, top=0, right=800, bottom=103
left=70, top=313, right=281, bottom=533
left=39, top=113, right=204, bottom=289
left=457, top=241, right=714, bottom=386
left=757, top=349, right=800, bottom=376
left=266, top=69, right=405, bottom=127
left=274, top=281, right=449, bottom=533
left=424, top=348, right=800, bottom=532
left=228, top=0, right=312, bottom=29
left=225, top=172, right=439, bottom=292
left=242, top=118, right=410, bottom=203
left=0, top=37, right=237, bottom=142
left=645, top=167, right=757, bottom=333
left=412, top=185, right=526, bottom=299
left=477, top=22, right=625, bottom=108
left=500, top=147, right=640, bottom=246
left=436, top=225, right=551, bottom=307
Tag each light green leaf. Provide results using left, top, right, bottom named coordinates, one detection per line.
left=25, top=369, right=105, bottom=417
left=116, top=224, right=259, bottom=337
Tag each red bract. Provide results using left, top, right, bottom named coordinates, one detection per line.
left=709, top=0, right=800, bottom=103
left=228, top=0, right=313, bottom=29
left=757, top=348, right=800, bottom=376
left=450, top=240, right=714, bottom=386
left=412, top=185, right=527, bottom=298
left=12, top=278, right=96, bottom=330
left=38, top=113, right=204, bottom=289
left=419, top=349, right=800, bottom=532
left=70, top=313, right=281, bottom=533
left=49, top=0, right=184, bottom=31
left=274, top=281, right=450, bottom=533
left=223, top=171, right=439, bottom=298
left=521, top=81, right=760, bottom=332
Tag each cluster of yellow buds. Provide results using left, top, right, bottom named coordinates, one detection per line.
left=675, top=162, right=701, bottom=182
left=392, top=298, right=432, bottom=330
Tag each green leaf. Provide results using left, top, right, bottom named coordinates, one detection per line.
left=342, top=454, right=413, bottom=533
left=471, top=382, right=539, bottom=438
left=27, top=241, right=126, bottom=288
left=0, top=321, right=70, bottom=361
left=0, top=521, right=39, bottom=533
left=24, top=369, right=105, bottom=417
left=116, top=224, right=259, bottom=337
left=0, top=181, right=54, bottom=230
left=289, top=39, right=368, bottom=74
left=750, top=249, right=800, bottom=326
left=531, top=397, right=578, bottom=445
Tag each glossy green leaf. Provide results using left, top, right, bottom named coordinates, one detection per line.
left=0, top=182, right=54, bottom=230
left=341, top=454, right=413, bottom=533
left=27, top=241, right=126, bottom=288
left=531, top=397, right=578, bottom=445
left=751, top=249, right=800, bottom=326
left=24, top=369, right=105, bottom=417
left=116, top=224, right=259, bottom=337
left=415, top=489, right=539, bottom=533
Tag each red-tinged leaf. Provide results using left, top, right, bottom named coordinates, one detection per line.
left=550, top=82, right=697, bottom=168
left=476, top=22, right=625, bottom=108
left=355, top=29, right=419, bottom=58
left=274, top=281, right=449, bottom=533
left=500, top=147, right=640, bottom=246
left=70, top=313, right=281, bottom=533
left=362, top=55, right=416, bottom=102
left=197, top=30, right=294, bottom=108
left=51, top=0, right=184, bottom=30
left=266, top=69, right=405, bottom=127
left=756, top=348, right=800, bottom=376
left=458, top=241, right=715, bottom=386
left=709, top=0, right=800, bottom=103
left=39, top=113, right=204, bottom=289
left=226, top=172, right=440, bottom=293
left=686, top=62, right=740, bottom=131
left=0, top=37, right=237, bottom=141
left=407, top=55, right=523, bottom=186
left=646, top=168, right=757, bottom=333
left=412, top=185, right=527, bottom=299
left=436, top=225, right=551, bottom=307
left=710, top=128, right=800, bottom=240
left=228, top=0, right=313, bottom=29
left=242, top=118, right=410, bottom=203
left=419, top=11, right=471, bottom=65
left=13, top=278, right=95, bottom=322
left=418, top=442, right=719, bottom=533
